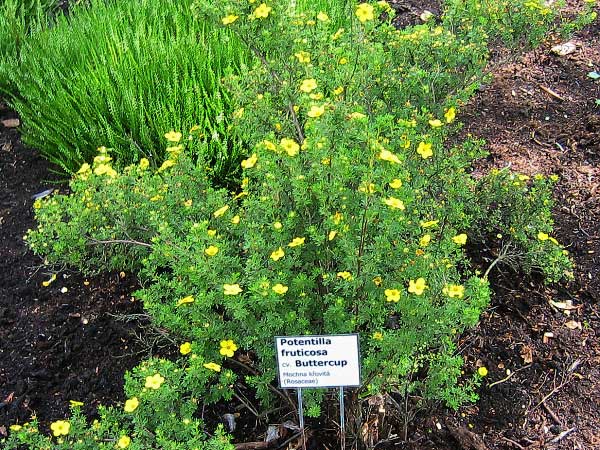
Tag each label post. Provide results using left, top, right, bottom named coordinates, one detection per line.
left=275, top=334, right=360, bottom=448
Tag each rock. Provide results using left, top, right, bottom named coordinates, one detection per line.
left=1, top=119, right=20, bottom=128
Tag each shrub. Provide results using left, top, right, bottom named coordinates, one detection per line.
left=22, top=0, right=575, bottom=445
left=0, top=0, right=249, bottom=182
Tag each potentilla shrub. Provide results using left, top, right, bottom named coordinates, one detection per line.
left=22, top=0, right=574, bottom=445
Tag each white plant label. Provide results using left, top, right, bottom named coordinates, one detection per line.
left=275, top=334, right=360, bottom=388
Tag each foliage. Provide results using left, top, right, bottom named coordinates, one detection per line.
left=20, top=0, right=578, bottom=445
left=471, top=169, right=572, bottom=283
left=3, top=401, right=234, bottom=449
left=0, top=0, right=249, bottom=182
left=0, top=0, right=58, bottom=58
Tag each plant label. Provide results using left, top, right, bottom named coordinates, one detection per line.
left=275, top=334, right=360, bottom=388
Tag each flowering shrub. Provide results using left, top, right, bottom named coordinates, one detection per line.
left=19, top=0, right=577, bottom=445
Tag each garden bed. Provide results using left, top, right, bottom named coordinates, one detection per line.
left=1, top=6, right=599, bottom=450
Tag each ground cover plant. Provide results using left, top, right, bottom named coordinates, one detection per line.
left=0, top=0, right=249, bottom=182
left=4, top=0, right=594, bottom=448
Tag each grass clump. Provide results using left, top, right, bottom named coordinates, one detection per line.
left=0, top=0, right=249, bottom=182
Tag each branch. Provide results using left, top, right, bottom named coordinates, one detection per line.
left=87, top=238, right=153, bottom=248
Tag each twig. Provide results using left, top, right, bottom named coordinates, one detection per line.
left=549, top=427, right=576, bottom=444
left=542, top=402, right=563, bottom=426
left=88, top=238, right=152, bottom=248
left=538, top=84, right=565, bottom=101
left=488, top=364, right=532, bottom=388
left=500, top=436, right=526, bottom=449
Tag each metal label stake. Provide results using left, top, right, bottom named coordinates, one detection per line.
left=297, top=388, right=306, bottom=450
left=339, top=387, right=346, bottom=450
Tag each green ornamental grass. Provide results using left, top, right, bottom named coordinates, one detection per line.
left=1, top=0, right=250, bottom=182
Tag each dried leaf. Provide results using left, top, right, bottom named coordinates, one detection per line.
left=551, top=42, right=576, bottom=56
left=543, top=332, right=554, bottom=344
left=565, top=320, right=582, bottom=330
left=520, top=345, right=534, bottom=364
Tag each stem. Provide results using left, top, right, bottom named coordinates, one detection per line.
left=88, top=238, right=152, bottom=248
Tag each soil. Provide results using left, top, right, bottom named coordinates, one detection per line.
left=0, top=7, right=599, bottom=450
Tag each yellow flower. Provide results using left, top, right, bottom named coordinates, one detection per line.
left=77, top=163, right=91, bottom=174
left=300, top=78, right=317, bottom=93
left=373, top=276, right=383, bottom=286
left=444, top=284, right=465, bottom=298
left=93, top=153, right=112, bottom=165
left=176, top=295, right=195, bottom=306
left=294, top=51, right=311, bottom=63
left=280, top=138, right=300, bottom=156
left=117, top=436, right=131, bottom=449
left=421, top=220, right=439, bottom=228
left=309, top=92, right=324, bottom=100
left=444, top=107, right=456, bottom=123
left=452, top=233, right=467, bottom=245
left=372, top=332, right=383, bottom=341
left=222, top=14, right=239, bottom=25
left=358, top=182, right=376, bottom=194
left=213, top=205, right=230, bottom=218
left=69, top=400, right=84, bottom=407
left=233, top=108, right=245, bottom=119
left=50, top=420, right=70, bottom=437
left=389, top=178, right=402, bottom=189
left=94, top=164, right=118, bottom=178
left=164, top=131, right=182, bottom=142
left=270, top=247, right=285, bottom=261
left=537, top=232, right=549, bottom=241
left=317, top=11, right=329, bottom=21
left=288, top=237, right=305, bottom=247
left=9, top=424, right=22, bottom=431
left=383, top=197, right=405, bottom=210
left=328, top=230, right=337, bottom=241
left=429, top=119, right=443, bottom=127
left=355, top=3, right=375, bottom=22
left=384, top=289, right=401, bottom=302
left=183, top=199, right=193, bottom=208
left=223, top=284, right=243, bottom=296
left=272, top=283, right=289, bottom=295
left=378, top=149, right=401, bottom=164
left=220, top=339, right=238, bottom=357
left=166, top=145, right=183, bottom=157
left=204, top=362, right=221, bottom=372
left=273, top=221, right=283, bottom=230
left=419, top=234, right=431, bottom=247
left=231, top=215, right=240, bottom=224
left=347, top=112, right=366, bottom=120
left=241, top=153, right=258, bottom=169
left=417, top=142, right=433, bottom=159
left=339, top=57, right=348, bottom=65
left=333, top=86, right=344, bottom=95
left=207, top=229, right=217, bottom=237
left=124, top=397, right=139, bottom=413
left=42, top=273, right=57, bottom=287
left=252, top=3, right=272, bottom=19
left=337, top=271, right=353, bottom=281
left=331, top=27, right=345, bottom=40
left=307, top=105, right=325, bottom=118
left=139, top=158, right=149, bottom=170
left=262, top=140, right=277, bottom=151
left=477, top=366, right=488, bottom=377
left=158, top=160, right=176, bottom=172
left=145, top=373, right=165, bottom=390
left=408, top=278, right=427, bottom=295
left=179, top=342, right=192, bottom=355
